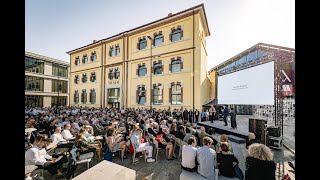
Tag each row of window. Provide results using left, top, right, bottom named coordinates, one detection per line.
left=51, top=80, right=68, bottom=93
left=25, top=76, right=44, bottom=92
left=25, top=57, right=68, bottom=77
left=109, top=45, right=120, bottom=57
left=137, top=58, right=183, bottom=76
left=74, top=89, right=96, bottom=104
left=217, top=50, right=271, bottom=74
left=52, top=64, right=68, bottom=77
left=108, top=68, right=120, bottom=80
left=136, top=83, right=183, bottom=105
left=74, top=72, right=96, bottom=84
left=73, top=27, right=183, bottom=66
left=74, top=51, right=97, bottom=66
left=25, top=95, right=67, bottom=107
left=137, top=27, right=183, bottom=50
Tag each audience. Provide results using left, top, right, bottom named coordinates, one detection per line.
left=216, top=134, right=233, bottom=153
left=197, top=137, right=217, bottom=179
left=181, top=136, right=198, bottom=172
left=246, top=132, right=260, bottom=149
left=217, top=143, right=238, bottom=178
left=245, top=143, right=276, bottom=180
left=131, top=128, right=155, bottom=163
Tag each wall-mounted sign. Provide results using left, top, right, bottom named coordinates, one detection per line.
left=108, top=80, right=120, bottom=85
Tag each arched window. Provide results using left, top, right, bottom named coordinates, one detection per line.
left=81, top=89, right=87, bottom=104
left=115, top=45, right=120, bottom=56
left=109, top=46, right=115, bottom=57
left=82, top=54, right=88, bottom=64
left=75, top=56, right=80, bottom=65
left=153, top=62, right=163, bottom=75
left=170, top=28, right=183, bottom=42
left=108, top=69, right=114, bottom=80
left=154, top=34, right=163, bottom=46
left=152, top=84, right=163, bottom=104
left=114, top=68, right=120, bottom=79
left=74, top=90, right=79, bottom=103
left=136, top=85, right=146, bottom=105
left=170, top=58, right=183, bottom=73
left=90, top=89, right=96, bottom=104
left=137, top=38, right=147, bottom=50
left=74, top=75, right=79, bottom=84
left=90, top=72, right=96, bottom=82
left=82, top=73, right=87, bottom=83
left=137, top=64, right=147, bottom=76
left=91, top=51, right=97, bottom=61
left=170, top=83, right=182, bottom=105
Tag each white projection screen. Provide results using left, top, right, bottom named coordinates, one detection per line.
left=217, top=61, right=274, bottom=105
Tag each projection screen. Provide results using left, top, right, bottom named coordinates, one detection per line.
left=217, top=61, right=274, bottom=105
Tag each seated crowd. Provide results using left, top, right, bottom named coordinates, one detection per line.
left=25, top=106, right=276, bottom=180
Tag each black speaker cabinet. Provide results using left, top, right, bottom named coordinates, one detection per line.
left=267, top=126, right=281, bottom=137
left=249, top=118, right=267, bottom=143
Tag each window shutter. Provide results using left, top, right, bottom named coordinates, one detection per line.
left=151, top=66, right=154, bottom=74
left=90, top=55, right=93, bottom=61
left=90, top=91, right=92, bottom=103
left=109, top=50, right=112, bottom=57
left=181, top=87, right=183, bottom=103
left=169, top=34, right=172, bottom=41
left=151, top=88, right=153, bottom=104
left=145, top=67, right=147, bottom=74
left=74, top=77, right=76, bottom=84
left=108, top=72, right=111, bottom=79
left=169, top=87, right=172, bottom=104
left=161, top=64, right=163, bottom=73
left=145, top=40, right=147, bottom=47
left=152, top=39, right=154, bottom=46
left=160, top=88, right=163, bottom=103
left=93, top=91, right=96, bottom=104
left=137, top=42, right=139, bottom=50
left=136, top=89, right=139, bottom=104
left=181, top=60, right=183, bottom=70
left=136, top=68, right=139, bottom=76
left=75, top=60, right=77, bottom=65
left=181, top=30, right=183, bottom=38
left=74, top=93, right=76, bottom=103
left=162, top=36, right=164, bottom=42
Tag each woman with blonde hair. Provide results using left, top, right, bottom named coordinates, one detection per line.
left=216, top=134, right=233, bottom=153
left=245, top=143, right=276, bottom=180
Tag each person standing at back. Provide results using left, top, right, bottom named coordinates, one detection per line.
left=223, top=105, right=230, bottom=126
left=197, top=137, right=217, bottom=179
left=194, top=109, right=200, bottom=123
left=230, top=108, right=237, bottom=129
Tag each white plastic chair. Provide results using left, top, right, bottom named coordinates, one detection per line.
left=131, top=139, right=147, bottom=164
left=70, top=147, right=94, bottom=170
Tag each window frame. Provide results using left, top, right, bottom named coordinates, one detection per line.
left=138, top=39, right=147, bottom=50
left=138, top=65, right=147, bottom=76
left=171, top=29, right=182, bottom=42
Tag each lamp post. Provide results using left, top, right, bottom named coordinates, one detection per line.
left=147, top=36, right=153, bottom=111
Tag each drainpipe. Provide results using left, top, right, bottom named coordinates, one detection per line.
left=192, top=8, right=195, bottom=120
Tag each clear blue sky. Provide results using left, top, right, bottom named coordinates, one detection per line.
left=26, top=0, right=295, bottom=70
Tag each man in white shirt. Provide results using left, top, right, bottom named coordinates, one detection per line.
left=51, top=126, right=74, bottom=150
left=197, top=137, right=217, bottom=179
left=181, top=136, right=198, bottom=172
left=61, top=123, right=74, bottom=140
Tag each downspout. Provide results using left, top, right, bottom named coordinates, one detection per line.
left=126, top=33, right=129, bottom=109
left=100, top=42, right=104, bottom=108
left=122, top=33, right=126, bottom=109
left=192, top=8, right=195, bottom=119
left=68, top=57, right=71, bottom=107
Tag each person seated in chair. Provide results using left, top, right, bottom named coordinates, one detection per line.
left=217, top=143, right=238, bottom=178
left=50, top=126, right=74, bottom=151
left=25, top=136, right=68, bottom=177
left=246, top=133, right=260, bottom=149
left=106, top=128, right=127, bottom=159
left=61, top=123, right=74, bottom=140
left=181, top=136, right=198, bottom=172
left=131, top=127, right=155, bottom=163
left=156, top=128, right=175, bottom=160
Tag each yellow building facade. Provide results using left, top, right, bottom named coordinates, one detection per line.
left=68, top=4, right=211, bottom=111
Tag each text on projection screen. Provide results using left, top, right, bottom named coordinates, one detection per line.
left=217, top=61, right=274, bottom=105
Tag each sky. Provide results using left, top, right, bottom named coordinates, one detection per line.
left=25, top=0, right=295, bottom=71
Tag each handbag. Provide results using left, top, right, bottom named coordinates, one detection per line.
left=234, top=163, right=244, bottom=180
